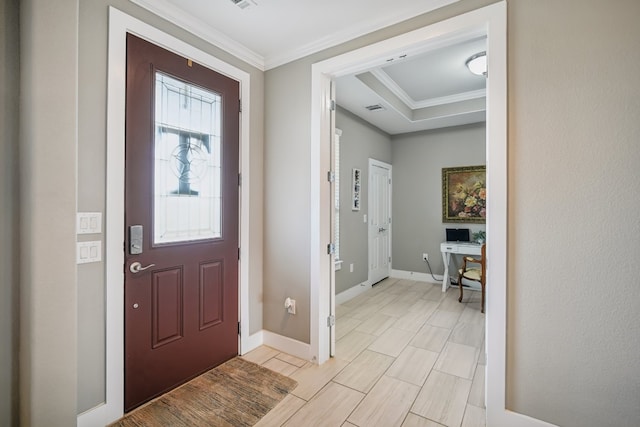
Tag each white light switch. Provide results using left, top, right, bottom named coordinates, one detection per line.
left=363, top=214, right=367, bottom=223
left=77, top=241, right=102, bottom=264
left=77, top=212, right=102, bottom=234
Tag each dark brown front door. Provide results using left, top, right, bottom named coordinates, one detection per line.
left=124, top=34, right=239, bottom=411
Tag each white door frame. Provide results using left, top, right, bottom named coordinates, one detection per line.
left=367, top=159, right=392, bottom=285
left=78, top=8, right=252, bottom=426
left=311, top=3, right=551, bottom=426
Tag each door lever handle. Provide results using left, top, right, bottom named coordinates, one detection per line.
left=378, top=227, right=387, bottom=232
left=130, top=261, right=156, bottom=273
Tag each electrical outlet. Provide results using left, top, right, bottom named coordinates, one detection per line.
left=422, top=253, right=428, bottom=261
left=285, top=297, right=296, bottom=314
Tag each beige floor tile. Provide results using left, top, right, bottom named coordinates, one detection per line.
left=290, top=358, right=350, bottom=400
left=380, top=299, right=415, bottom=317
left=276, top=352, right=308, bottom=368
left=434, top=342, right=479, bottom=380
left=336, top=316, right=362, bottom=340
left=467, top=365, right=485, bottom=408
left=336, top=303, right=355, bottom=318
left=411, top=370, right=472, bottom=427
left=478, top=340, right=486, bottom=365
left=408, top=299, right=439, bottom=314
left=393, top=310, right=432, bottom=333
left=386, top=346, right=438, bottom=386
left=449, top=321, right=485, bottom=348
left=342, top=423, right=358, bottom=427
left=341, top=293, right=372, bottom=308
left=410, top=325, right=451, bottom=353
left=241, top=345, right=279, bottom=365
left=355, top=312, right=397, bottom=336
left=335, top=330, right=377, bottom=362
left=254, top=394, right=307, bottom=427
left=368, top=327, right=414, bottom=357
left=262, top=357, right=299, bottom=377
left=348, top=302, right=386, bottom=320
left=283, top=382, right=364, bottom=427
left=426, top=309, right=461, bottom=329
left=385, top=280, right=414, bottom=295
left=458, top=304, right=485, bottom=324
left=366, top=291, right=399, bottom=306
left=461, top=404, right=486, bottom=427
left=437, top=295, right=466, bottom=313
left=347, top=375, right=420, bottom=427
left=395, top=290, right=427, bottom=304
left=402, top=413, right=446, bottom=427
left=422, top=286, right=448, bottom=302
left=333, top=350, right=394, bottom=393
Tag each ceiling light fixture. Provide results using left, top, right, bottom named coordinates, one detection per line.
left=465, top=51, right=487, bottom=76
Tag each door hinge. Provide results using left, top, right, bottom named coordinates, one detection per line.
left=238, top=173, right=242, bottom=186
left=327, top=243, right=335, bottom=255
left=329, top=99, right=336, bottom=111
left=389, top=178, right=391, bottom=184
left=239, top=99, right=242, bottom=113
left=327, top=315, right=336, bottom=327
left=389, top=256, right=391, bottom=262
left=238, top=321, right=241, bottom=336
left=238, top=247, right=241, bottom=260
left=327, top=171, right=335, bottom=183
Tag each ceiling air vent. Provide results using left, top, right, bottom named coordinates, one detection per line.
left=365, top=104, right=386, bottom=112
left=230, top=0, right=257, bottom=10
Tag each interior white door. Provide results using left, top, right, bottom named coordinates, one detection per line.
left=368, top=159, right=391, bottom=285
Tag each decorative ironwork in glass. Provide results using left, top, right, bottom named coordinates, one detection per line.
left=154, top=72, right=222, bottom=244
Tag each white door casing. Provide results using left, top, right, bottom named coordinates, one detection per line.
left=368, top=160, right=392, bottom=285
left=79, top=7, right=252, bottom=426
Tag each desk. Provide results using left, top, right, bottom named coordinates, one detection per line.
left=440, top=242, right=482, bottom=292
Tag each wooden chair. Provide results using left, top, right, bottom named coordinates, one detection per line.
left=457, top=244, right=486, bottom=313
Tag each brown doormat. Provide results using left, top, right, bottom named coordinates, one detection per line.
left=112, top=357, right=298, bottom=427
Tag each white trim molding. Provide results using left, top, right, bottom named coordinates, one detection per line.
left=335, top=281, right=372, bottom=305
left=78, top=8, right=252, bottom=426
left=311, top=3, right=556, bottom=427
left=390, top=269, right=442, bottom=285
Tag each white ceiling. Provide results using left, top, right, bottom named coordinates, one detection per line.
left=131, top=0, right=486, bottom=134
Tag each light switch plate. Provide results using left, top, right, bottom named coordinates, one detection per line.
left=77, top=241, right=102, bottom=264
left=77, top=212, right=102, bottom=234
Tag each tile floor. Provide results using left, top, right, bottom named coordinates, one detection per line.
left=242, top=277, right=486, bottom=427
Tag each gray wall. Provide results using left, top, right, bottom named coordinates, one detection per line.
left=264, top=0, right=640, bottom=425
left=76, top=0, right=266, bottom=413
left=20, top=0, right=78, bottom=425
left=12, top=0, right=640, bottom=425
left=391, top=123, right=486, bottom=275
left=335, top=108, right=392, bottom=294
left=0, top=0, right=19, bottom=425
left=505, top=1, right=640, bottom=426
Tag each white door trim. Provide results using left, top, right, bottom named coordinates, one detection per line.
left=311, top=3, right=553, bottom=426
left=78, top=7, right=252, bottom=426
left=367, top=159, right=392, bottom=285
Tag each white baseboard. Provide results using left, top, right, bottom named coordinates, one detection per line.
left=391, top=269, right=442, bottom=285
left=335, top=281, right=372, bottom=305
left=262, top=330, right=313, bottom=362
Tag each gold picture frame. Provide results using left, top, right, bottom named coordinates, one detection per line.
left=442, top=165, right=486, bottom=223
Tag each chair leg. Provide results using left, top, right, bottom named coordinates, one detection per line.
left=481, top=281, right=485, bottom=313
left=458, top=273, right=464, bottom=303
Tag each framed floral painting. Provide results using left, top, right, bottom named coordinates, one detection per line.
left=442, top=165, right=486, bottom=223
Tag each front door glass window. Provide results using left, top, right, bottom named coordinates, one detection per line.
left=154, top=72, right=222, bottom=244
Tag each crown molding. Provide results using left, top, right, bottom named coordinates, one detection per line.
left=129, top=0, right=265, bottom=70
left=371, top=68, right=486, bottom=109
left=262, top=0, right=460, bottom=70
left=130, top=0, right=460, bottom=71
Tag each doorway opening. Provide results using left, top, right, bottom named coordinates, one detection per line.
left=310, top=1, right=507, bottom=421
